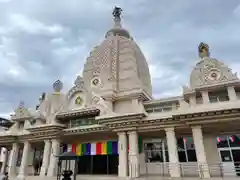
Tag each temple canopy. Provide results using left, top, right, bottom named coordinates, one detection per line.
left=57, top=151, right=78, bottom=160
left=57, top=151, right=79, bottom=160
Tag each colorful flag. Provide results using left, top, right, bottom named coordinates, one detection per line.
left=70, top=140, right=144, bottom=156
left=91, top=143, right=96, bottom=155
left=76, top=144, right=82, bottom=156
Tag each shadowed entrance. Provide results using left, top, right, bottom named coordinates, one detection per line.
left=77, top=155, right=118, bottom=175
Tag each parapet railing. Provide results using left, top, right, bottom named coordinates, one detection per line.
left=140, top=162, right=240, bottom=178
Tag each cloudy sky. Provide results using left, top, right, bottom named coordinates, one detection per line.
left=0, top=0, right=240, bottom=118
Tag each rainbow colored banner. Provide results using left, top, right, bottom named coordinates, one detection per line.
left=71, top=141, right=118, bottom=155
left=62, top=136, right=143, bottom=155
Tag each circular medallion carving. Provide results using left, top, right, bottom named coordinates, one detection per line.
left=75, top=96, right=83, bottom=105
left=206, top=69, right=221, bottom=81
left=91, top=77, right=101, bottom=88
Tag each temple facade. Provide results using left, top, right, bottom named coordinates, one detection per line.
left=1, top=7, right=240, bottom=180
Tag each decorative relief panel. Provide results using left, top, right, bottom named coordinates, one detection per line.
left=11, top=101, right=32, bottom=121
left=67, top=76, right=87, bottom=110
left=190, top=58, right=239, bottom=88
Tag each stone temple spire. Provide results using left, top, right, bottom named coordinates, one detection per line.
left=198, top=42, right=210, bottom=59
left=112, top=6, right=123, bottom=28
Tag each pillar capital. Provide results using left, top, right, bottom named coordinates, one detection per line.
left=191, top=125, right=202, bottom=130
left=44, top=139, right=51, bottom=143
left=127, top=131, right=137, bottom=135
left=164, top=127, right=175, bottom=132
left=117, top=131, right=126, bottom=136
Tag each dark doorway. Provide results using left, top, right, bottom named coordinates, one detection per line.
left=108, top=155, right=118, bottom=174
left=92, top=155, right=107, bottom=174
left=77, top=155, right=119, bottom=175
left=78, top=155, right=91, bottom=174
left=232, top=150, right=240, bottom=176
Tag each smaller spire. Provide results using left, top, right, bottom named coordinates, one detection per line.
left=198, top=42, right=210, bottom=58
left=112, top=6, right=123, bottom=28
left=53, top=80, right=63, bottom=93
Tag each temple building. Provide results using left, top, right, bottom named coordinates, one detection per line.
left=1, top=7, right=240, bottom=180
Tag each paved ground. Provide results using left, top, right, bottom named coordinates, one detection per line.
left=15, top=175, right=240, bottom=180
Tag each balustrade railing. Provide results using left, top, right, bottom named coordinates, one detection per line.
left=141, top=162, right=240, bottom=178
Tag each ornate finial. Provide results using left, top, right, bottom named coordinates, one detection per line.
left=112, top=6, right=122, bottom=28
left=19, top=101, right=24, bottom=108
left=53, top=80, right=63, bottom=93
left=74, top=76, right=84, bottom=87
left=198, top=42, right=210, bottom=58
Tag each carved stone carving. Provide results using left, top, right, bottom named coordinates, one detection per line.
left=190, top=44, right=239, bottom=89
left=91, top=92, right=115, bottom=116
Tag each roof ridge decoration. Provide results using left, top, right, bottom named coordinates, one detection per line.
left=11, top=101, right=32, bottom=121
left=67, top=75, right=86, bottom=99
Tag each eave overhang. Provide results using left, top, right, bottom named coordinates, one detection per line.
left=10, top=116, right=32, bottom=122
left=26, top=124, right=65, bottom=133
left=19, top=130, right=62, bottom=142
left=0, top=134, right=17, bottom=144
left=56, top=107, right=100, bottom=121
left=173, top=108, right=240, bottom=125
left=63, top=125, right=110, bottom=135
left=97, top=112, right=147, bottom=124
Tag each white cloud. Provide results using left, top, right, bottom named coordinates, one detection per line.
left=9, top=14, right=63, bottom=35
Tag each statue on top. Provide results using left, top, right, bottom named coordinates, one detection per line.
left=198, top=42, right=210, bottom=58
left=112, top=6, right=123, bottom=20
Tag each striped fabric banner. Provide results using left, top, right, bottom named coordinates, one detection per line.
left=76, top=144, right=82, bottom=156
left=62, top=144, right=68, bottom=152
left=69, top=141, right=118, bottom=156
left=63, top=138, right=142, bottom=155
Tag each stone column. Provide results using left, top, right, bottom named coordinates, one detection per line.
left=189, top=95, right=196, bottom=106
left=165, top=127, right=180, bottom=177
left=128, top=131, right=139, bottom=178
left=203, top=135, right=221, bottom=176
left=118, top=132, right=128, bottom=177
left=17, top=141, right=31, bottom=180
left=0, top=148, right=8, bottom=174
left=8, top=143, right=19, bottom=177
left=40, top=140, right=51, bottom=176
left=47, top=139, right=60, bottom=177
left=227, top=86, right=237, bottom=101
left=192, top=126, right=210, bottom=178
left=201, top=91, right=209, bottom=104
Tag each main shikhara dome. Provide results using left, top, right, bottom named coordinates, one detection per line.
left=82, top=7, right=152, bottom=100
